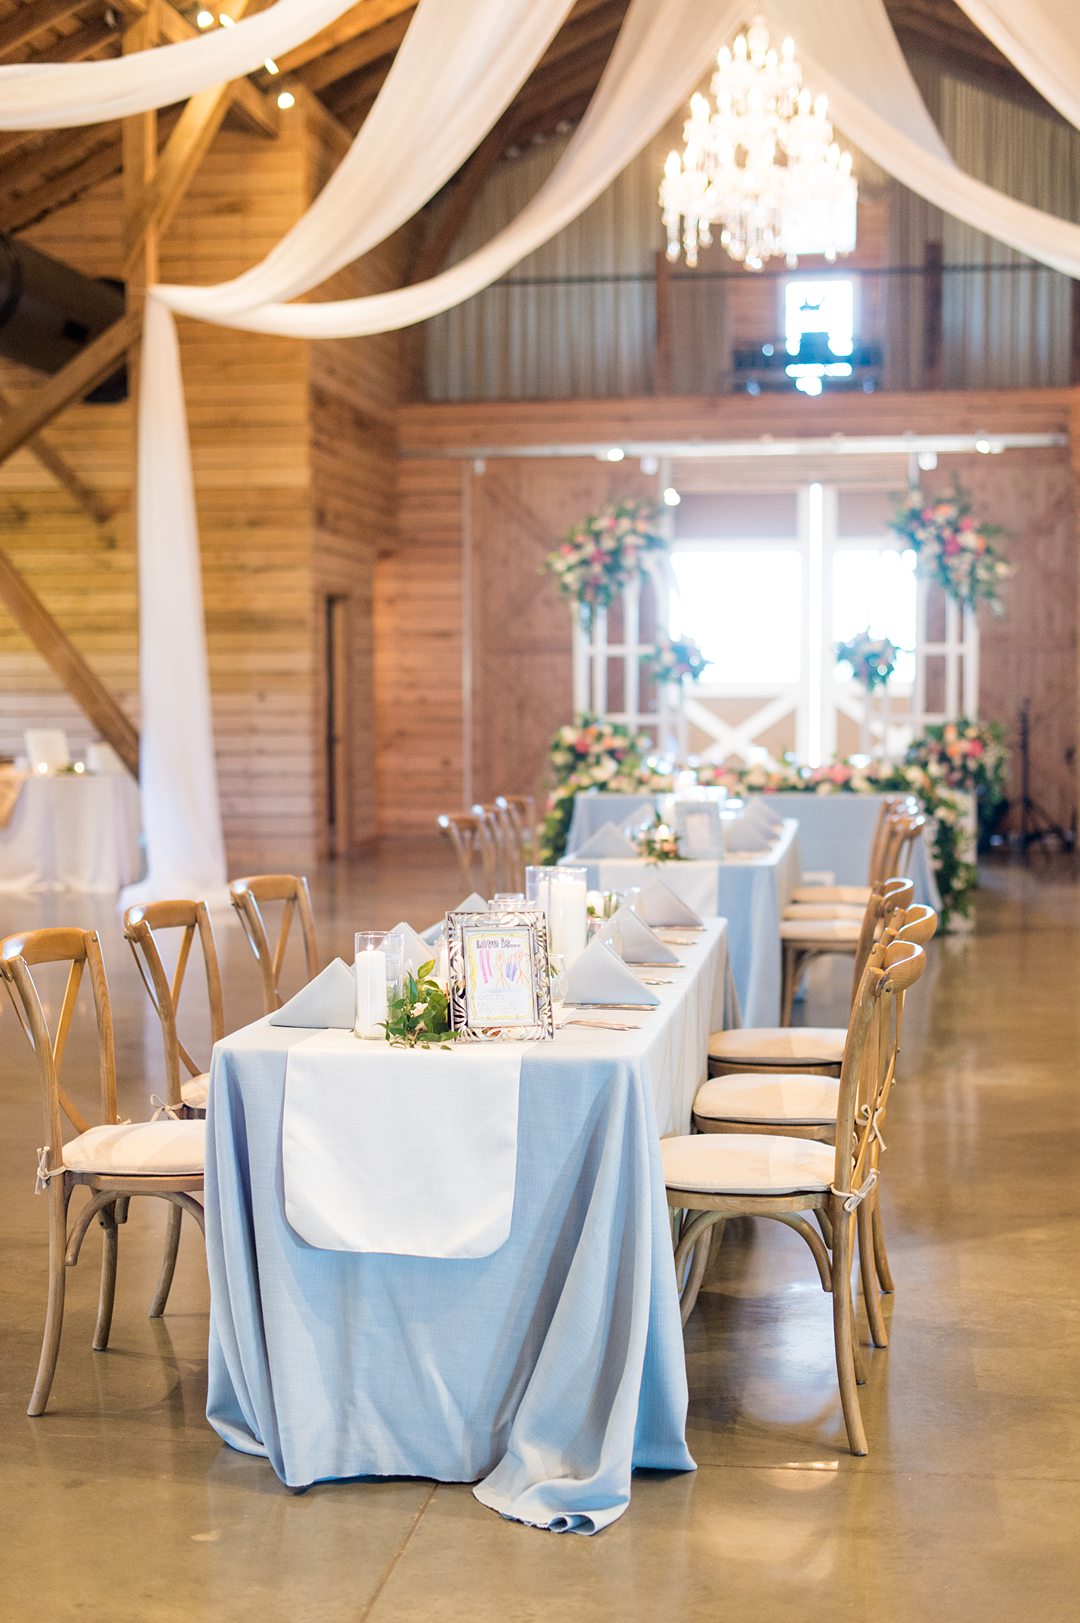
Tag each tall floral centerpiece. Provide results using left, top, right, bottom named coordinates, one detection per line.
left=890, top=486, right=1012, bottom=612
left=835, top=628, right=901, bottom=761
left=539, top=716, right=672, bottom=864
left=542, top=498, right=667, bottom=629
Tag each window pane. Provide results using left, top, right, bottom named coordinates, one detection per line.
left=671, top=547, right=802, bottom=685
left=831, top=547, right=917, bottom=684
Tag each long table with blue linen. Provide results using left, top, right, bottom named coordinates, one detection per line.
left=566, top=789, right=940, bottom=909
left=562, top=818, right=801, bottom=1028
left=203, top=920, right=733, bottom=1533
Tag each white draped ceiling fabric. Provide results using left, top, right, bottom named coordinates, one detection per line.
left=7, top=0, right=1080, bottom=899
left=954, top=0, right=1080, bottom=134
left=0, top=0, right=361, bottom=129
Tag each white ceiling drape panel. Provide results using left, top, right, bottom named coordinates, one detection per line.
left=765, top=0, right=1080, bottom=280
left=127, top=0, right=576, bottom=901
left=0, top=0, right=360, bottom=129
left=954, top=0, right=1080, bottom=133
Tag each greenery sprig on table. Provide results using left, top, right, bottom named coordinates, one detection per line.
left=382, top=961, right=456, bottom=1049
left=637, top=816, right=684, bottom=861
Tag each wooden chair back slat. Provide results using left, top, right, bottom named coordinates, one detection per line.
left=124, top=900, right=225, bottom=1109
left=834, top=938, right=925, bottom=1198
left=438, top=812, right=496, bottom=897
left=229, top=874, right=319, bottom=1014
left=1, top=928, right=118, bottom=1152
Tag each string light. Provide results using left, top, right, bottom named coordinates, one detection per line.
left=218, top=11, right=235, bottom=25
left=663, top=487, right=681, bottom=507
left=264, top=58, right=280, bottom=74
left=195, top=8, right=214, bottom=26
left=277, top=89, right=296, bottom=110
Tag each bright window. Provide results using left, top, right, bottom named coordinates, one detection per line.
left=670, top=547, right=803, bottom=686
left=831, top=546, right=917, bottom=684
left=784, top=279, right=854, bottom=356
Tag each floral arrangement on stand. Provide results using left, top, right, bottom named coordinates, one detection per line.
left=890, top=486, right=1012, bottom=612
left=382, top=961, right=456, bottom=1049
left=542, top=498, right=667, bottom=624
left=835, top=630, right=899, bottom=690
left=539, top=716, right=673, bottom=864
left=637, top=815, right=683, bottom=862
left=642, top=635, right=710, bottom=685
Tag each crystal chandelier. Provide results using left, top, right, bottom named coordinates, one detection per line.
left=660, top=15, right=857, bottom=272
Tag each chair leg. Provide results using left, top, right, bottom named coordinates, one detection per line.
left=150, top=1201, right=183, bottom=1319
left=680, top=1220, right=720, bottom=1326
left=92, top=1202, right=119, bottom=1352
left=830, top=1208, right=868, bottom=1455
left=858, top=1200, right=889, bottom=1348
left=871, top=1189, right=896, bottom=1293
left=780, top=946, right=799, bottom=1027
left=28, top=1182, right=72, bottom=1418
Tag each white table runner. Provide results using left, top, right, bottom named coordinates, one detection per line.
left=283, top=1031, right=522, bottom=1258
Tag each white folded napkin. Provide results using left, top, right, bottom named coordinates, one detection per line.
left=743, top=797, right=782, bottom=833
left=454, top=892, right=489, bottom=914
left=568, top=821, right=638, bottom=859
left=388, top=921, right=436, bottom=975
left=724, top=816, right=771, bottom=853
left=269, top=958, right=355, bottom=1029
left=634, top=875, right=705, bottom=928
left=563, top=937, right=660, bottom=1007
left=601, top=905, right=679, bottom=965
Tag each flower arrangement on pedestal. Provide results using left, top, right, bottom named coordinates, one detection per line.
left=835, top=630, right=899, bottom=690
left=642, top=635, right=710, bottom=685
left=637, top=815, right=684, bottom=862
left=542, top=498, right=667, bottom=624
left=890, top=487, right=1012, bottom=612
left=539, top=716, right=672, bottom=864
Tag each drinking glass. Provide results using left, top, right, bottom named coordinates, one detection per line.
left=549, top=953, right=567, bottom=1024
left=490, top=892, right=526, bottom=910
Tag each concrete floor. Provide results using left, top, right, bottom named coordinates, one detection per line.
left=1, top=844, right=1078, bottom=1622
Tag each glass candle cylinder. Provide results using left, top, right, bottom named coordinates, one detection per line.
left=551, top=866, right=588, bottom=965
left=354, top=931, right=404, bottom=1039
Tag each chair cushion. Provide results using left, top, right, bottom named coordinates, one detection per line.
left=791, top=884, right=869, bottom=905
left=707, top=1026, right=845, bottom=1065
left=62, top=1120, right=205, bottom=1177
left=694, top=1073, right=840, bottom=1125
left=779, top=916, right=863, bottom=943
left=783, top=901, right=867, bottom=922
left=662, top=1132, right=835, bottom=1195
left=181, top=1072, right=209, bottom=1110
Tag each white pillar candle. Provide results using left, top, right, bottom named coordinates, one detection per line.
left=552, top=876, right=588, bottom=965
left=354, top=946, right=388, bottom=1039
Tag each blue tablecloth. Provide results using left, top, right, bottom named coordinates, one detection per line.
left=567, top=790, right=940, bottom=911
left=204, top=923, right=734, bottom=1532
left=566, top=821, right=800, bottom=1028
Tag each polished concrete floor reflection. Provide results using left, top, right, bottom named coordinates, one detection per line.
left=1, top=846, right=1078, bottom=1622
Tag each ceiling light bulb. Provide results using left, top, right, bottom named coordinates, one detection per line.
left=218, top=11, right=234, bottom=25
left=663, top=487, right=681, bottom=506
left=264, top=58, right=280, bottom=74
left=196, top=8, right=214, bottom=26
left=605, top=447, right=625, bottom=462
left=975, top=438, right=991, bottom=454
left=277, top=89, right=296, bottom=110
left=917, top=450, right=937, bottom=471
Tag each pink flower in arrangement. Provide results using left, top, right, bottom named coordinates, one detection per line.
left=960, top=515, right=976, bottom=531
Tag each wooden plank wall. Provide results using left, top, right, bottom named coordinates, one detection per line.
left=387, top=391, right=1080, bottom=836
left=0, top=95, right=409, bottom=870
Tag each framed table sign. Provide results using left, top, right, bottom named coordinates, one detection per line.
left=447, top=909, right=554, bottom=1042
left=674, top=800, right=725, bottom=859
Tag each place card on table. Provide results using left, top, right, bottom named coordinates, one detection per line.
left=564, top=937, right=660, bottom=1008
left=601, top=905, right=680, bottom=965
left=568, top=822, right=638, bottom=859
left=634, top=875, right=705, bottom=929
left=282, top=1033, right=521, bottom=1257
left=269, top=958, right=355, bottom=1028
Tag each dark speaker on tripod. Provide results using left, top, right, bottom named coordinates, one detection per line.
left=0, top=234, right=128, bottom=403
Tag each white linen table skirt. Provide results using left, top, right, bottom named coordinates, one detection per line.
left=568, top=820, right=801, bottom=1027
left=0, top=772, right=142, bottom=894
left=205, top=922, right=734, bottom=1531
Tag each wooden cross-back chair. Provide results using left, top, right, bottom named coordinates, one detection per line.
left=229, top=873, right=319, bottom=1014
left=0, top=928, right=205, bottom=1417
left=123, top=900, right=224, bottom=1116
left=496, top=794, right=536, bottom=874
left=693, top=898, right=937, bottom=1348
left=437, top=811, right=496, bottom=899
left=707, top=875, right=915, bottom=1080
left=663, top=936, right=927, bottom=1456
left=471, top=803, right=515, bottom=893
left=778, top=813, right=926, bottom=1024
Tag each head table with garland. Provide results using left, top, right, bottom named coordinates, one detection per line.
left=541, top=718, right=1006, bottom=927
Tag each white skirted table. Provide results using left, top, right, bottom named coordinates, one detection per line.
left=565, top=819, right=801, bottom=1027
left=0, top=772, right=142, bottom=894
left=204, top=922, right=733, bottom=1532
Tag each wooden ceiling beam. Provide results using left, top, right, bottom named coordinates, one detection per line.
left=0, top=311, right=141, bottom=468
left=0, top=385, right=112, bottom=525
left=297, top=11, right=412, bottom=93
left=0, top=134, right=124, bottom=232
left=0, top=0, right=90, bottom=62
left=154, top=2, right=278, bottom=137
left=271, top=0, right=416, bottom=77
